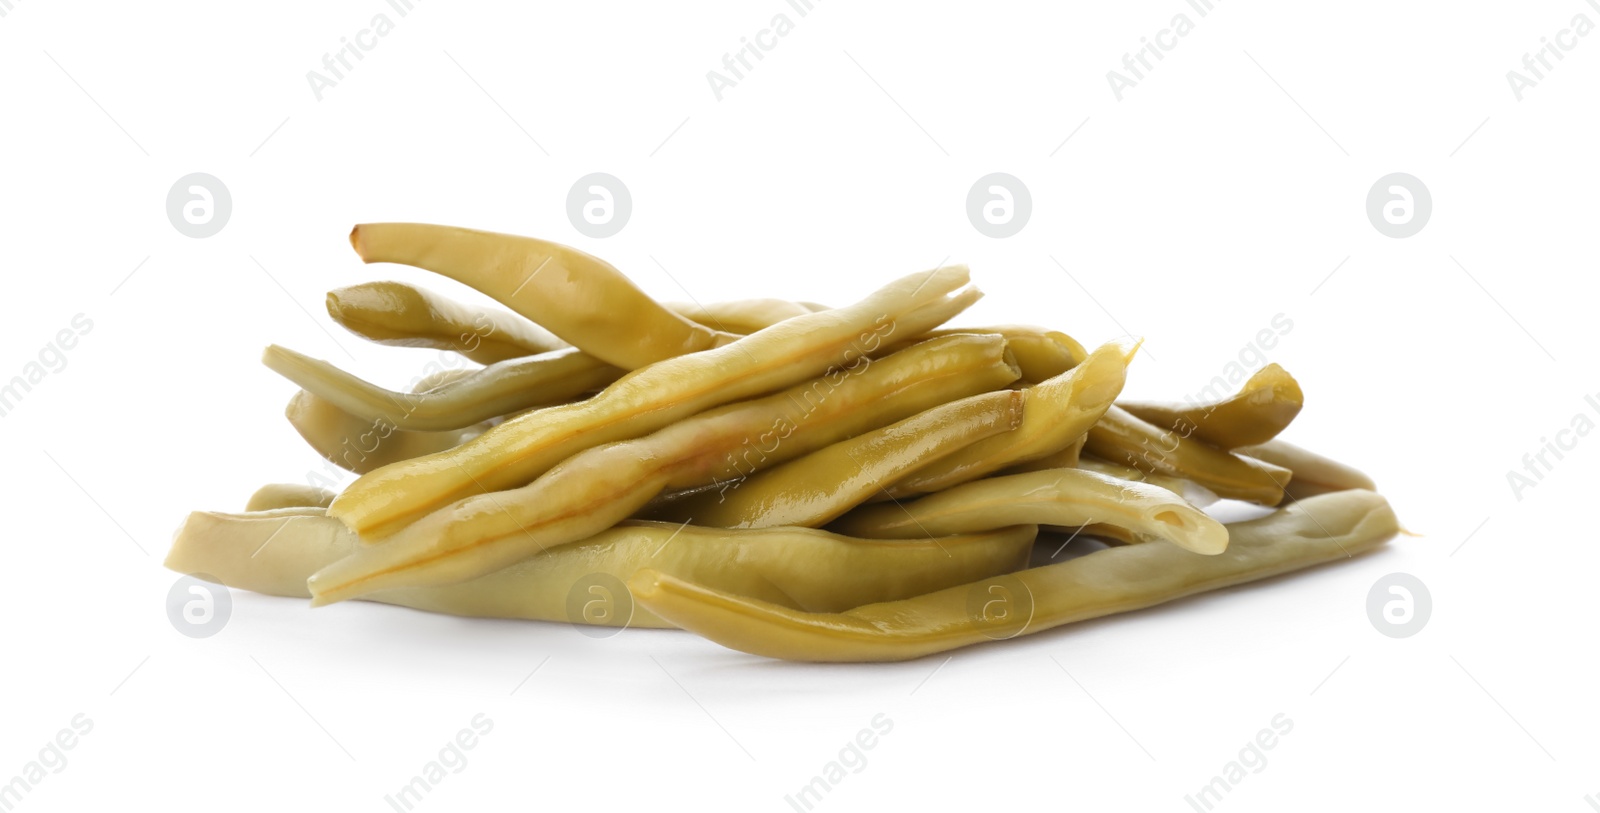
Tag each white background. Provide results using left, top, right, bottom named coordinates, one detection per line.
left=2, top=1, right=1597, bottom=810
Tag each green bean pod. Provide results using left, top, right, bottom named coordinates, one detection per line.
left=285, top=389, right=491, bottom=475
left=882, top=339, right=1134, bottom=498
left=245, top=484, right=336, bottom=512
left=920, top=326, right=1088, bottom=382
left=263, top=345, right=622, bottom=431
left=1074, top=455, right=1218, bottom=507
left=1036, top=451, right=1205, bottom=542
left=326, top=264, right=981, bottom=538
left=834, top=468, right=1227, bottom=554
left=308, top=334, right=1018, bottom=604
left=350, top=223, right=737, bottom=369
left=330, top=281, right=808, bottom=360
left=1085, top=406, right=1291, bottom=506
left=167, top=510, right=1038, bottom=628
left=1119, top=363, right=1303, bottom=449
left=631, top=490, right=1398, bottom=662
left=1234, top=438, right=1376, bottom=500
left=410, top=368, right=476, bottom=392
left=668, top=299, right=815, bottom=334
left=652, top=390, right=1026, bottom=529
left=663, top=335, right=1022, bottom=489
left=326, top=280, right=567, bottom=364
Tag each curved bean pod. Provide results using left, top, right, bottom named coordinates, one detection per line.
left=332, top=280, right=816, bottom=358
left=662, top=334, right=1021, bottom=489
left=1234, top=438, right=1376, bottom=500
left=326, top=265, right=982, bottom=538
left=263, top=345, right=623, bottom=431
left=350, top=223, right=737, bottom=369
left=326, top=280, right=566, bottom=364
left=1119, top=363, right=1303, bottom=449
left=1085, top=406, right=1291, bottom=506
left=632, top=490, right=1398, bottom=662
left=1006, top=451, right=1187, bottom=544
left=834, top=468, right=1227, bottom=554
left=410, top=368, right=477, bottom=392
left=667, top=298, right=815, bottom=334
left=167, top=510, right=1038, bottom=627
left=285, top=389, right=490, bottom=475
left=652, top=390, right=1026, bottom=529
left=308, top=334, right=1017, bottom=603
left=1074, top=455, right=1219, bottom=508
left=882, top=339, right=1135, bottom=498
left=245, top=483, right=336, bottom=512
left=919, top=326, right=1088, bottom=383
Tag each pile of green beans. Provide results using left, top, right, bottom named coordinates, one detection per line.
left=166, top=223, right=1400, bottom=662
